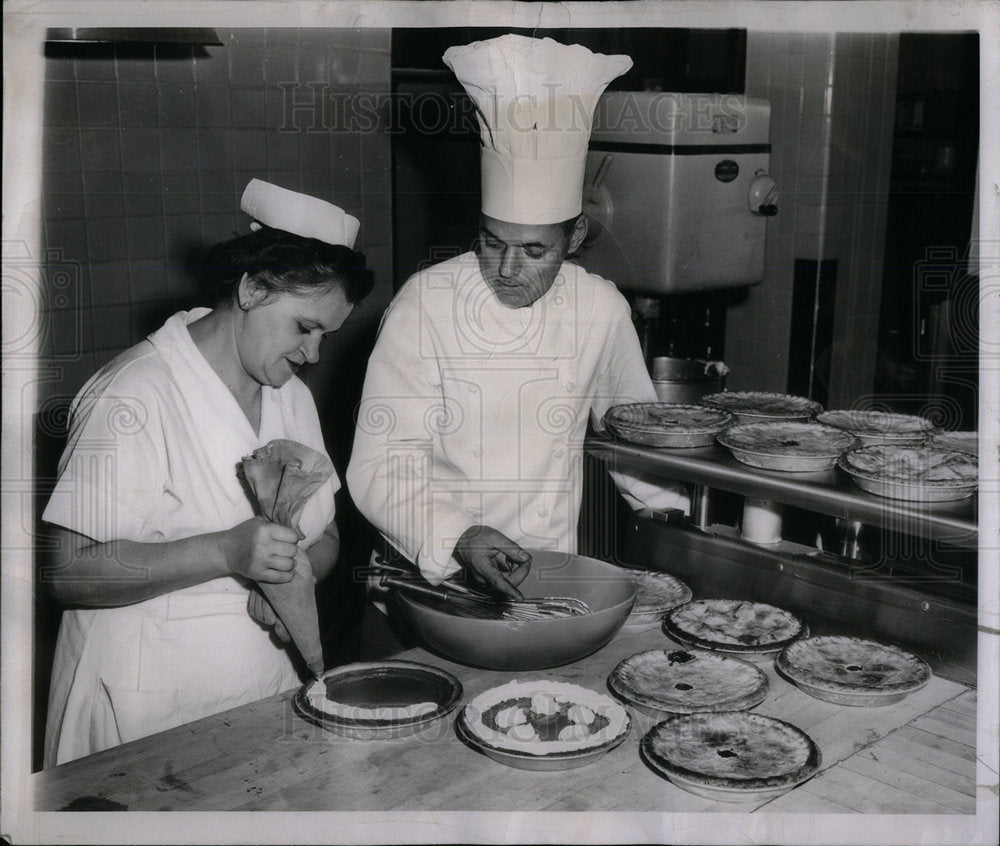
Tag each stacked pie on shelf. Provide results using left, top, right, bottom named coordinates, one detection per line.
left=928, top=430, right=979, bottom=456
left=838, top=444, right=978, bottom=501
left=603, top=402, right=734, bottom=448
left=816, top=409, right=937, bottom=446
left=717, top=421, right=858, bottom=471
left=700, top=391, right=822, bottom=423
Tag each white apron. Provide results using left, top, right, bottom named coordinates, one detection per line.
left=347, top=254, right=686, bottom=584
left=42, top=309, right=338, bottom=766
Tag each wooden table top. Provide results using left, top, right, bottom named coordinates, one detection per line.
left=33, top=622, right=969, bottom=813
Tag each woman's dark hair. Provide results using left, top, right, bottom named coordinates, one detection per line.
left=201, top=226, right=374, bottom=306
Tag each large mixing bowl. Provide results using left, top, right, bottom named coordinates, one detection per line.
left=393, top=551, right=637, bottom=671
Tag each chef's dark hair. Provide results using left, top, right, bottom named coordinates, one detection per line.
left=201, top=226, right=374, bottom=306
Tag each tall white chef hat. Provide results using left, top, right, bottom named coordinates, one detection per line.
left=240, top=179, right=361, bottom=248
left=443, top=34, right=632, bottom=225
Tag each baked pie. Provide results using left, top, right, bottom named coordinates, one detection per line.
left=700, top=391, right=822, bottom=423
left=929, top=430, right=978, bottom=456
left=609, top=648, right=769, bottom=717
left=665, top=599, right=807, bottom=653
left=621, top=569, right=693, bottom=625
left=717, top=421, right=858, bottom=471
left=604, top=402, right=734, bottom=448
left=776, top=636, right=932, bottom=706
left=838, top=445, right=978, bottom=501
left=459, top=680, right=630, bottom=758
left=816, top=410, right=937, bottom=445
left=641, top=712, right=821, bottom=802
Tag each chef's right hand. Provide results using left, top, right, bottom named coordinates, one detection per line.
left=453, top=525, right=532, bottom=600
left=218, top=517, right=301, bottom=584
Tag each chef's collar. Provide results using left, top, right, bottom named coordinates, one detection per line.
left=240, top=179, right=361, bottom=248
left=443, top=34, right=632, bottom=225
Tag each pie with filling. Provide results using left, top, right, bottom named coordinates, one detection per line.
left=641, top=712, right=821, bottom=798
left=700, top=391, right=822, bottom=421
left=719, top=422, right=857, bottom=457
left=304, top=678, right=438, bottom=721
left=623, top=570, right=692, bottom=623
left=776, top=636, right=931, bottom=705
left=816, top=410, right=936, bottom=443
left=665, top=599, right=807, bottom=653
left=840, top=445, right=978, bottom=484
left=460, top=680, right=630, bottom=756
left=929, top=431, right=978, bottom=456
left=609, top=648, right=769, bottom=715
left=604, top=403, right=734, bottom=447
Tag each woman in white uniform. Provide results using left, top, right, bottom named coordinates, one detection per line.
left=41, top=187, right=373, bottom=766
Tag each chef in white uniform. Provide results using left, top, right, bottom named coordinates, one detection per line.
left=41, top=181, right=372, bottom=766
left=347, top=35, right=687, bottom=597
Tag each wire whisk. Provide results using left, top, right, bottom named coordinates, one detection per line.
left=376, top=572, right=591, bottom=621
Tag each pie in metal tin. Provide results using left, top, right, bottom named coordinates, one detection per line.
left=664, top=599, right=807, bottom=654
left=295, top=660, right=462, bottom=738
left=458, top=679, right=631, bottom=770
left=641, top=712, right=821, bottom=803
left=717, top=421, right=859, bottom=471
left=621, top=569, right=693, bottom=625
left=838, top=444, right=978, bottom=501
left=700, top=391, right=822, bottom=423
left=609, top=648, right=769, bottom=717
left=928, top=430, right=979, bottom=457
left=604, top=402, right=735, bottom=448
left=816, top=409, right=937, bottom=446
left=776, top=636, right=932, bottom=706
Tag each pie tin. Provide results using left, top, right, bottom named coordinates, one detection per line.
left=608, top=648, right=769, bottom=718
left=604, top=402, right=735, bottom=448
left=641, top=712, right=821, bottom=803
left=838, top=445, right=978, bottom=502
left=816, top=410, right=938, bottom=446
left=293, top=660, right=463, bottom=739
left=776, top=636, right=932, bottom=707
left=664, top=599, right=808, bottom=655
left=717, top=422, right=859, bottom=472
left=700, top=391, right=823, bottom=424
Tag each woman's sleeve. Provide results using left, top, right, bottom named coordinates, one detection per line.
left=42, top=376, right=166, bottom=543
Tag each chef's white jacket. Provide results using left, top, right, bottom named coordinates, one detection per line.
left=41, top=309, right=338, bottom=766
left=346, top=253, right=687, bottom=584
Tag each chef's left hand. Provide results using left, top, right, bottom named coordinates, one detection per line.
left=453, top=525, right=532, bottom=599
left=247, top=585, right=291, bottom=642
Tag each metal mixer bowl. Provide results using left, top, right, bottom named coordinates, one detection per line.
left=651, top=357, right=727, bottom=404
left=393, top=550, right=637, bottom=671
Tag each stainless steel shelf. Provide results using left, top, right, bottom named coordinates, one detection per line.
left=586, top=436, right=978, bottom=547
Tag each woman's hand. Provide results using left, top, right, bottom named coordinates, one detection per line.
left=217, top=517, right=302, bottom=584
left=453, top=525, right=532, bottom=600
left=246, top=585, right=291, bottom=642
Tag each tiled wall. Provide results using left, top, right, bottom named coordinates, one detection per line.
left=724, top=32, right=897, bottom=404
left=39, top=28, right=394, bottom=438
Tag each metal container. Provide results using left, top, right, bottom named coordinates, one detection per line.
left=650, top=357, right=728, bottom=404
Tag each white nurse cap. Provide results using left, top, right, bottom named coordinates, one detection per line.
left=443, top=34, right=632, bottom=226
left=240, top=179, right=361, bottom=248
